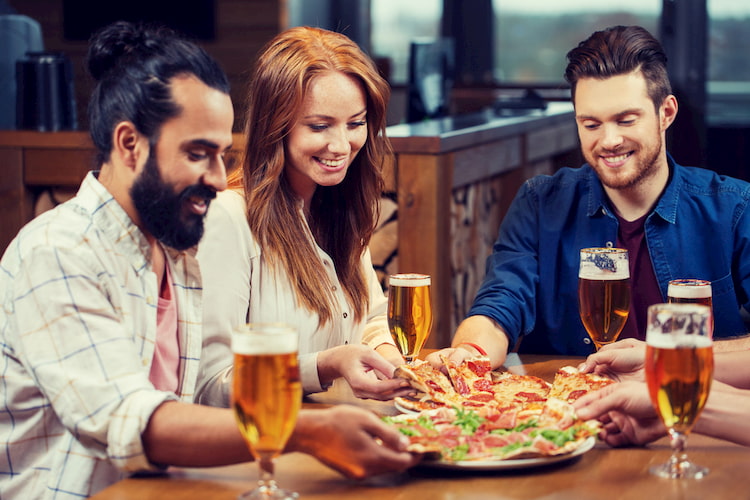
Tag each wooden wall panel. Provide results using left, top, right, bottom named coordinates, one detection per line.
left=11, top=0, right=285, bottom=132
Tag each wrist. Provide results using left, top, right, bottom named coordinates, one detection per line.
left=457, top=342, right=487, bottom=356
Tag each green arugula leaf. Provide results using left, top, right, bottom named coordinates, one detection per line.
left=452, top=406, right=485, bottom=435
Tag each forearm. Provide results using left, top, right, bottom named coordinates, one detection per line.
left=714, top=350, right=750, bottom=389
left=143, top=401, right=251, bottom=467
left=694, top=383, right=750, bottom=446
left=451, top=315, right=510, bottom=369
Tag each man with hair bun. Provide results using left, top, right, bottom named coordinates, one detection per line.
left=0, top=21, right=416, bottom=499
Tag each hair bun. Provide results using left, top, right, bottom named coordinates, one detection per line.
left=86, top=21, right=171, bottom=81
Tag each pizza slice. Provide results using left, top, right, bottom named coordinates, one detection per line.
left=491, top=371, right=550, bottom=410
left=440, top=354, right=497, bottom=408
left=394, top=359, right=464, bottom=407
left=547, top=366, right=615, bottom=403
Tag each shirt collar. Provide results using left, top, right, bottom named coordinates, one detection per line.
left=585, top=165, right=609, bottom=217
left=584, top=154, right=680, bottom=224
left=651, top=154, right=679, bottom=224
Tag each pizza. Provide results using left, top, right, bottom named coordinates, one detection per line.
left=388, top=357, right=613, bottom=462
left=383, top=397, right=600, bottom=462
left=547, top=365, right=615, bottom=403
left=394, top=358, right=614, bottom=413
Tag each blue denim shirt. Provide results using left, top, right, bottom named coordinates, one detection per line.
left=468, top=157, right=750, bottom=356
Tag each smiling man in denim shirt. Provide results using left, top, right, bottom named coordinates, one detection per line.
left=428, top=25, right=750, bottom=370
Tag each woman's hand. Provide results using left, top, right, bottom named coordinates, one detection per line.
left=317, top=344, right=412, bottom=400
left=573, top=380, right=665, bottom=447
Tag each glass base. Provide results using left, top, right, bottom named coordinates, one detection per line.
left=649, top=460, right=709, bottom=479
left=238, top=485, right=299, bottom=500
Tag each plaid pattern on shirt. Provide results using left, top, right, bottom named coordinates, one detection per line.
left=0, top=172, right=206, bottom=499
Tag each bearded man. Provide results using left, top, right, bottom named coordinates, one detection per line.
left=0, top=21, right=416, bottom=500
left=427, top=25, right=750, bottom=370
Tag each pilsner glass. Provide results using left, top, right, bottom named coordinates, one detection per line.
left=668, top=279, right=713, bottom=335
left=578, top=247, right=631, bottom=350
left=387, top=273, right=433, bottom=363
left=232, top=323, right=302, bottom=499
left=667, top=279, right=712, bottom=308
left=645, top=303, right=713, bottom=479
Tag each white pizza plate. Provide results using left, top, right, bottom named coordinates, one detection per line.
left=417, top=436, right=596, bottom=471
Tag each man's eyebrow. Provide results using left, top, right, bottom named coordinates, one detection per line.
left=576, top=108, right=644, bottom=121
left=187, top=138, right=232, bottom=152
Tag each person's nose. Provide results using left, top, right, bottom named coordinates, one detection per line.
left=600, top=124, right=624, bottom=150
left=327, top=126, right=352, bottom=154
left=204, top=154, right=228, bottom=192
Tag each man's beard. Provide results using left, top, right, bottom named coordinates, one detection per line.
left=131, top=153, right=216, bottom=250
left=588, top=135, right=663, bottom=191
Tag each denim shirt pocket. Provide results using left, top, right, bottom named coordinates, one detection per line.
left=711, top=273, right=748, bottom=337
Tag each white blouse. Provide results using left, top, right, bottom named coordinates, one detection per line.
left=195, top=189, right=393, bottom=401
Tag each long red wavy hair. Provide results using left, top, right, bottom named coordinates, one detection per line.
left=230, top=26, right=392, bottom=325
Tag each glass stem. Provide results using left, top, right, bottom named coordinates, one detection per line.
left=257, top=456, right=277, bottom=493
left=668, top=429, right=688, bottom=475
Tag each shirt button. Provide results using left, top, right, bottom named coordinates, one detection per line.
left=343, top=312, right=348, bottom=318
left=142, top=358, right=149, bottom=366
left=332, top=285, right=337, bottom=291
left=146, top=296, right=155, bottom=305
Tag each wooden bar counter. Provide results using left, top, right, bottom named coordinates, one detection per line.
left=384, top=102, right=578, bottom=347
left=89, top=355, right=749, bottom=500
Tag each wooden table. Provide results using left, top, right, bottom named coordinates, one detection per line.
left=89, top=355, right=749, bottom=500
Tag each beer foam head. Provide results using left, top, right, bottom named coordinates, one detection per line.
left=646, top=332, right=713, bottom=349
left=389, top=273, right=431, bottom=287
left=232, top=323, right=298, bottom=354
left=578, top=248, right=629, bottom=279
left=646, top=303, right=712, bottom=345
left=668, top=280, right=712, bottom=299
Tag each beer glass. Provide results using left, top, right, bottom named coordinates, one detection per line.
left=578, top=247, right=631, bottom=350
left=387, top=273, right=433, bottom=363
left=668, top=279, right=712, bottom=307
left=668, top=279, right=713, bottom=335
left=232, top=323, right=302, bottom=499
left=645, top=303, right=713, bottom=479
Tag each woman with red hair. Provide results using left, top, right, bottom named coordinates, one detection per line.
left=197, top=27, right=408, bottom=402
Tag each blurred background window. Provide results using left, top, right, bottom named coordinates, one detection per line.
left=707, top=0, right=750, bottom=127
left=491, top=0, right=659, bottom=84
left=370, top=0, right=443, bottom=84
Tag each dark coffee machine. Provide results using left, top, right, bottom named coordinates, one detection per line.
left=16, top=51, right=77, bottom=131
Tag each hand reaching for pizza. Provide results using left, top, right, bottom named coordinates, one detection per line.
left=577, top=338, right=646, bottom=382
left=290, top=405, right=421, bottom=478
left=423, top=346, right=475, bottom=374
left=573, top=380, right=665, bottom=447
left=316, top=344, right=414, bottom=400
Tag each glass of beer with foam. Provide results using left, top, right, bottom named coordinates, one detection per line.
left=578, top=247, right=631, bottom=350
left=645, top=303, right=713, bottom=479
left=387, top=273, right=433, bottom=363
left=232, top=323, right=301, bottom=499
left=668, top=279, right=713, bottom=335
left=668, top=279, right=712, bottom=308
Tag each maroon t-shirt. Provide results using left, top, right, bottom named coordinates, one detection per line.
left=615, top=213, right=664, bottom=341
